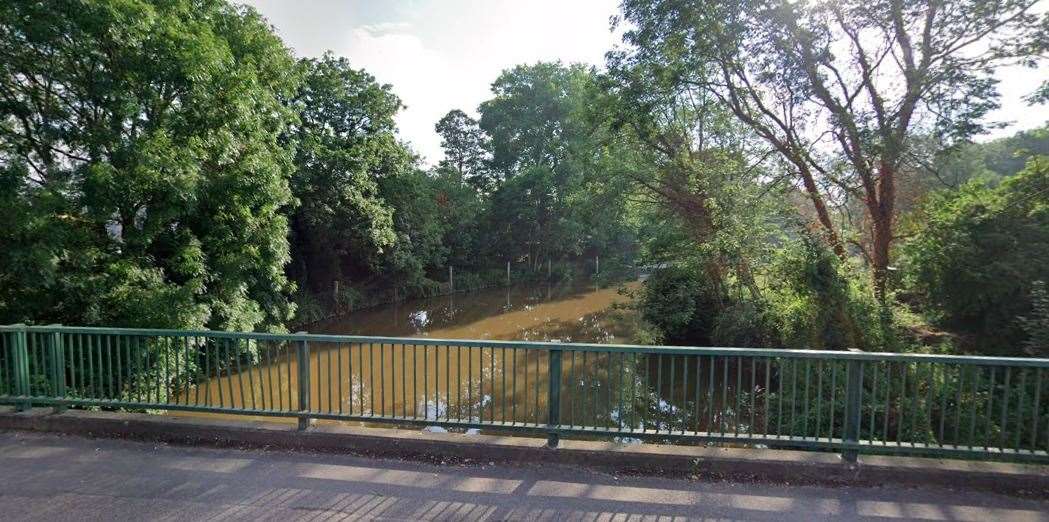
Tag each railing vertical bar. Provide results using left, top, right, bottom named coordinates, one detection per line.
left=259, top=340, right=271, bottom=410
left=925, top=362, right=935, bottom=447
left=105, top=334, right=115, bottom=401
left=621, top=350, right=629, bottom=431
left=325, top=342, right=333, bottom=414
left=163, top=336, right=173, bottom=405
left=514, top=345, right=518, bottom=423
left=461, top=345, right=465, bottom=423
left=115, top=334, right=126, bottom=401
left=1031, top=368, right=1042, bottom=451
left=148, top=337, right=158, bottom=404
left=193, top=338, right=202, bottom=407
left=436, top=344, right=442, bottom=421
left=287, top=339, right=295, bottom=413
left=447, top=344, right=452, bottom=422
left=910, top=362, right=920, bottom=447
left=360, top=342, right=366, bottom=415
left=881, top=362, right=891, bottom=445
left=209, top=340, right=220, bottom=408
left=414, top=344, right=419, bottom=418
left=763, top=357, right=771, bottom=437
left=134, top=336, right=143, bottom=403
left=843, top=359, right=863, bottom=463
left=423, top=344, right=429, bottom=420
left=537, top=350, right=543, bottom=427
left=547, top=347, right=562, bottom=446
left=985, top=367, right=996, bottom=450
left=469, top=346, right=475, bottom=422
left=488, top=346, right=494, bottom=422
left=333, top=342, right=341, bottom=415
left=634, top=352, right=642, bottom=432
left=968, top=366, right=980, bottom=450
left=815, top=360, right=823, bottom=440
left=296, top=333, right=310, bottom=429
left=668, top=355, right=675, bottom=433
left=828, top=361, right=837, bottom=443
left=713, top=354, right=721, bottom=436
left=1014, top=368, right=1027, bottom=451
left=382, top=342, right=388, bottom=417
left=579, top=350, right=586, bottom=429
left=999, top=367, right=1012, bottom=450
left=605, top=352, right=612, bottom=430
left=92, top=334, right=100, bottom=400
left=235, top=338, right=248, bottom=409
left=501, top=347, right=507, bottom=423
left=803, top=360, right=810, bottom=438
left=226, top=338, right=238, bottom=408
left=465, top=345, right=470, bottom=421
left=681, top=354, right=688, bottom=435
left=953, top=364, right=963, bottom=447
left=569, top=350, right=576, bottom=428
left=936, top=363, right=947, bottom=446
left=67, top=334, right=76, bottom=399
left=735, top=356, right=742, bottom=436
left=273, top=340, right=284, bottom=411
left=898, top=363, right=908, bottom=446
left=366, top=342, right=373, bottom=416
left=749, top=358, right=756, bottom=438
left=401, top=343, right=407, bottom=419
left=721, top=357, right=729, bottom=437
left=788, top=358, right=797, bottom=438
left=694, top=355, right=702, bottom=434
left=86, top=335, right=95, bottom=400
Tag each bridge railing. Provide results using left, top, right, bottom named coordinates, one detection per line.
left=1, top=324, right=1046, bottom=462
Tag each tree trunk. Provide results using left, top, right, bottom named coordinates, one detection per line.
left=869, top=162, right=896, bottom=302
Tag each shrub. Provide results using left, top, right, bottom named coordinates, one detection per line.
left=902, top=156, right=1049, bottom=355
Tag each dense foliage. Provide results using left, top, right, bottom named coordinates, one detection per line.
left=0, top=0, right=299, bottom=331
left=902, top=157, right=1049, bottom=355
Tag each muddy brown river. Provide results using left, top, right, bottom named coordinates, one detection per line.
left=169, top=282, right=652, bottom=428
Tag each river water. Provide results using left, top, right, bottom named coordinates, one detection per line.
left=169, top=282, right=659, bottom=428
left=313, top=282, right=640, bottom=342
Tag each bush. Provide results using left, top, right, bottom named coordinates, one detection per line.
left=765, top=235, right=889, bottom=351
left=902, top=156, right=1049, bottom=355
left=638, top=265, right=723, bottom=345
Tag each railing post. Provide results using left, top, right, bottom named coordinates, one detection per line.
left=12, top=326, right=30, bottom=412
left=296, top=332, right=311, bottom=430
left=843, top=351, right=863, bottom=464
left=49, top=326, right=66, bottom=413
left=547, top=348, right=563, bottom=447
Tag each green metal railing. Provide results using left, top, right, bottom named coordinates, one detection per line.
left=1, top=324, right=1047, bottom=463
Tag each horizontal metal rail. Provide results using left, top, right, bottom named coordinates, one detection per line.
left=1, top=324, right=1047, bottom=463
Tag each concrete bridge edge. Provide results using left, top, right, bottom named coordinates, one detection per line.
left=0, top=407, right=1045, bottom=498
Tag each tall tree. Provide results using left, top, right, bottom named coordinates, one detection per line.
left=617, top=0, right=1047, bottom=299
left=289, top=54, right=402, bottom=296
left=0, top=0, right=300, bottom=330
left=434, top=109, right=494, bottom=192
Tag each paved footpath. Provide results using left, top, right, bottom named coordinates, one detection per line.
left=0, top=431, right=1046, bottom=521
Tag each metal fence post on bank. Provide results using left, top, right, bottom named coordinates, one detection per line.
left=49, top=325, right=66, bottom=413
left=296, top=332, right=311, bottom=430
left=843, top=350, right=863, bottom=464
left=547, top=348, right=563, bottom=447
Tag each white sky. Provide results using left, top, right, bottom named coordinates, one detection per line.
left=239, top=0, right=621, bottom=165
left=239, top=0, right=1047, bottom=167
